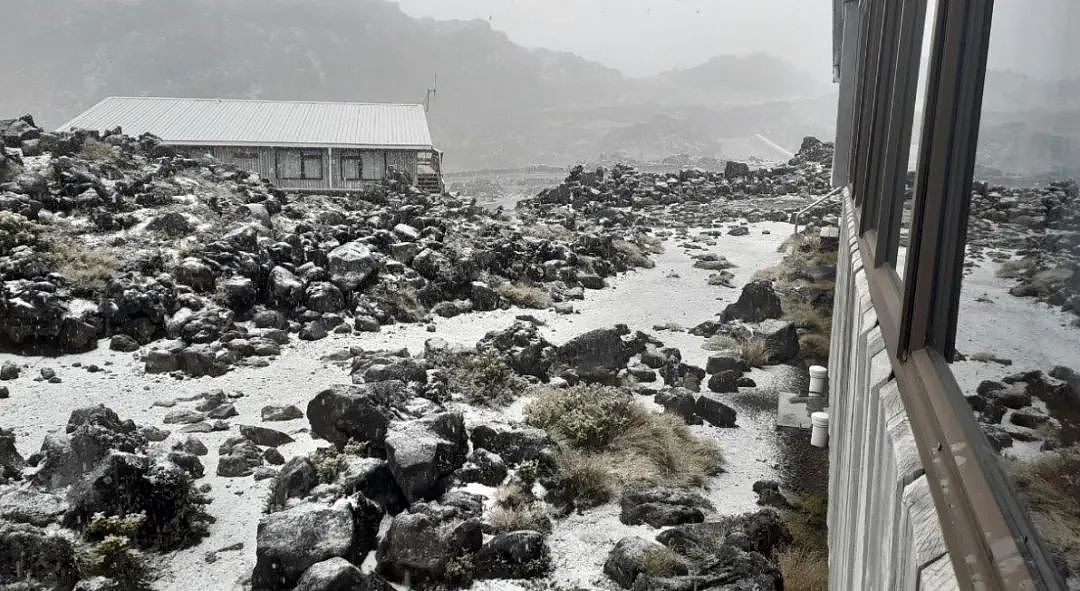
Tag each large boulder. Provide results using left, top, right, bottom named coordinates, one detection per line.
left=384, top=413, right=468, bottom=502
left=269, top=266, right=304, bottom=307
left=375, top=500, right=484, bottom=582
left=620, top=487, right=713, bottom=528
left=474, top=530, right=551, bottom=579
left=32, top=405, right=146, bottom=489
left=252, top=500, right=379, bottom=591
left=721, top=280, right=782, bottom=323
left=293, top=558, right=372, bottom=591
left=604, top=536, right=688, bottom=589
left=756, top=320, right=799, bottom=364
left=0, top=428, right=25, bottom=482
left=266, top=457, right=318, bottom=512
left=328, top=242, right=377, bottom=281
left=470, top=424, right=552, bottom=465
left=477, top=321, right=555, bottom=378
left=217, top=436, right=265, bottom=477
left=694, top=393, right=738, bottom=428
left=63, top=452, right=208, bottom=550
left=307, top=382, right=409, bottom=448
left=555, top=326, right=636, bottom=383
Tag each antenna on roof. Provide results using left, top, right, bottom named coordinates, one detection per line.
left=424, top=73, right=438, bottom=113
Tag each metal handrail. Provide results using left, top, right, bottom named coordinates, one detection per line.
left=793, top=186, right=844, bottom=234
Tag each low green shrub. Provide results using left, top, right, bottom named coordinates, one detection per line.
left=525, top=385, right=638, bottom=450
left=0, top=211, right=44, bottom=255
left=313, top=439, right=366, bottom=483
left=79, top=514, right=149, bottom=591
left=447, top=349, right=528, bottom=407
left=443, top=553, right=475, bottom=585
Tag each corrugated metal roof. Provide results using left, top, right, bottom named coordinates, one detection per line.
left=58, top=97, right=435, bottom=149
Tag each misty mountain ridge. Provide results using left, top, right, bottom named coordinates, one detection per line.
left=1, top=0, right=836, bottom=170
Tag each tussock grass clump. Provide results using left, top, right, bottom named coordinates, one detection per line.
left=702, top=335, right=740, bottom=352
left=1013, top=448, right=1080, bottom=578
left=497, top=282, right=552, bottom=309
left=79, top=137, right=119, bottom=162
left=784, top=301, right=832, bottom=334
left=446, top=349, right=529, bottom=407
left=799, top=334, right=831, bottom=363
left=373, top=282, right=427, bottom=322
left=708, top=271, right=735, bottom=287
left=774, top=493, right=829, bottom=591
left=777, top=547, right=828, bottom=591
left=551, top=449, right=616, bottom=506
left=51, top=239, right=121, bottom=292
left=0, top=211, right=45, bottom=255
left=489, top=484, right=552, bottom=533
left=614, top=239, right=656, bottom=269
left=739, top=336, right=769, bottom=368
left=526, top=385, right=723, bottom=507
left=642, top=545, right=687, bottom=576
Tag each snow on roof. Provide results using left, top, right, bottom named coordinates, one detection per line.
left=59, top=97, right=435, bottom=149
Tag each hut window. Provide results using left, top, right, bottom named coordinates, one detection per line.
left=340, top=154, right=363, bottom=180
left=232, top=149, right=259, bottom=170
left=281, top=150, right=324, bottom=180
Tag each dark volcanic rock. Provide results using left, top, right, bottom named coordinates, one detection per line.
left=307, top=382, right=409, bottom=448
left=252, top=501, right=376, bottom=591
left=384, top=413, right=468, bottom=502
left=620, top=487, right=713, bottom=527
left=605, top=536, right=687, bottom=589
left=721, top=280, right=783, bottom=323
left=474, top=530, right=551, bottom=579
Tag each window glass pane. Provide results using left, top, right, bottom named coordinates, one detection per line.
left=341, top=156, right=361, bottom=180
left=282, top=150, right=302, bottom=178
left=898, top=0, right=939, bottom=283
left=361, top=152, right=384, bottom=180
left=302, top=154, right=323, bottom=179
left=956, top=2, right=1080, bottom=581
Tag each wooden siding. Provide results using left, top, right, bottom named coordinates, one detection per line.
left=175, top=144, right=426, bottom=192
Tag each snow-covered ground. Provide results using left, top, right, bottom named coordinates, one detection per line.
left=0, top=222, right=795, bottom=590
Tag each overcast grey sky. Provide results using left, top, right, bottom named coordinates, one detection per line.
left=393, top=0, right=834, bottom=80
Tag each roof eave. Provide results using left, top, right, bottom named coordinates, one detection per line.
left=160, top=140, right=436, bottom=151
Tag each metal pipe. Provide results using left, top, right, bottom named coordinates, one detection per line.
left=793, top=186, right=844, bottom=234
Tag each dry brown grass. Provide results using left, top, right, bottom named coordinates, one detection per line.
left=799, top=334, right=831, bottom=362
left=552, top=449, right=615, bottom=506
left=489, top=484, right=552, bottom=533
left=784, top=301, right=832, bottom=334
left=51, top=239, right=121, bottom=292
left=739, top=336, right=769, bottom=368
left=614, top=239, right=656, bottom=269
left=497, top=282, right=552, bottom=309
left=1013, top=448, right=1080, bottom=578
left=777, top=547, right=828, bottom=591
left=775, top=493, right=829, bottom=591
left=701, top=335, right=740, bottom=352
left=526, top=385, right=723, bottom=506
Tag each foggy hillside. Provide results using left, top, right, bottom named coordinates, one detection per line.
left=0, top=0, right=836, bottom=170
